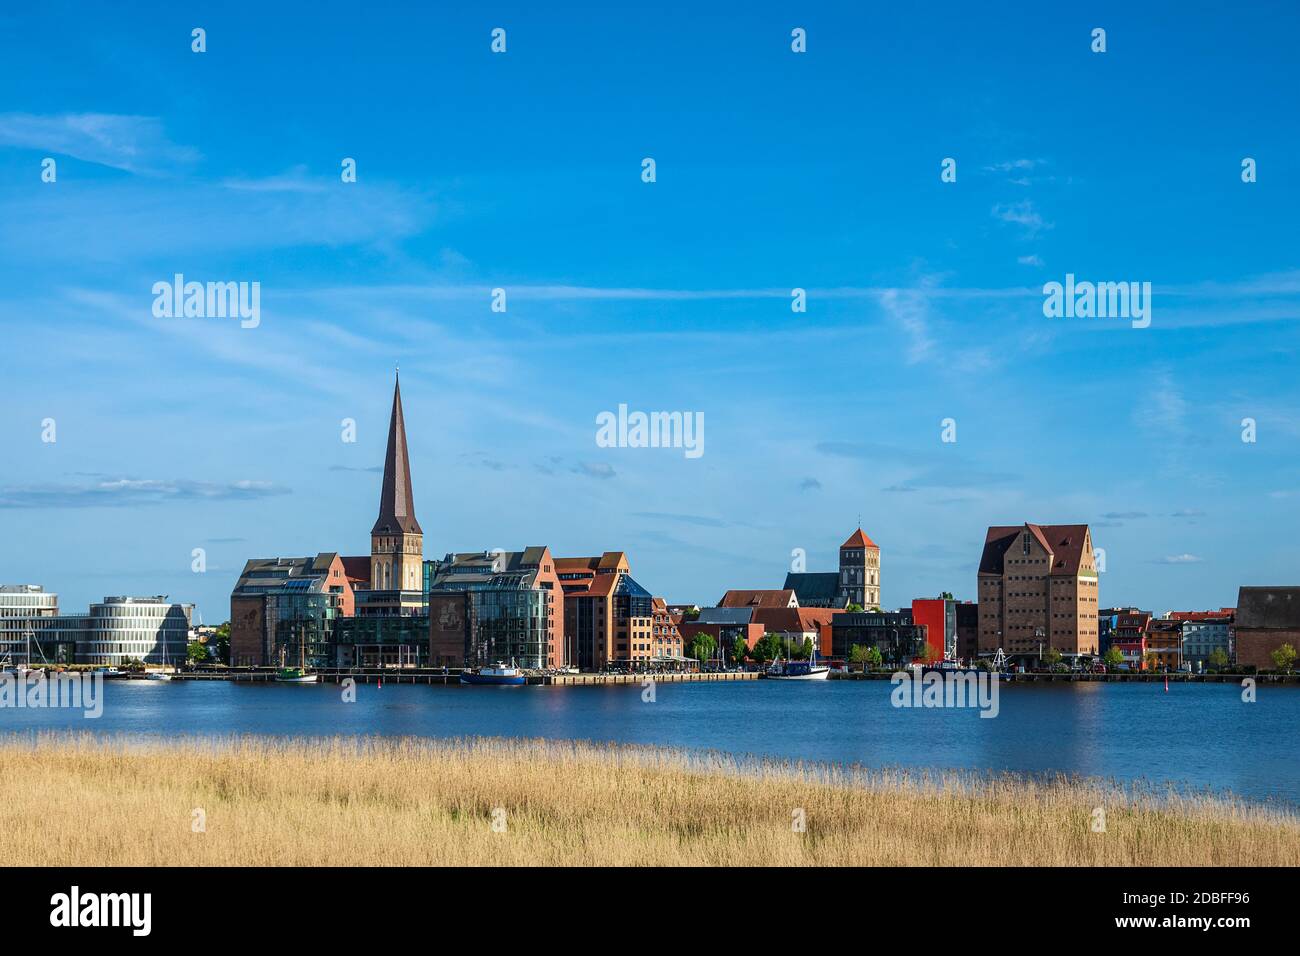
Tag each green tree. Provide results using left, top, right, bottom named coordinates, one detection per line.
left=213, top=622, right=231, bottom=664
left=1041, top=647, right=1062, bottom=669
left=845, top=603, right=864, bottom=613
left=186, top=641, right=210, bottom=663
left=1271, top=642, right=1297, bottom=673
left=750, top=633, right=783, bottom=663
left=730, top=636, right=748, bottom=666
left=788, top=637, right=813, bottom=660
left=921, top=643, right=942, bottom=665
left=688, top=633, right=717, bottom=665
left=1207, top=648, right=1231, bottom=671
left=849, top=644, right=870, bottom=671
left=1102, top=647, right=1124, bottom=669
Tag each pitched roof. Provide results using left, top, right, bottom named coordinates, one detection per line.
left=372, top=372, right=422, bottom=536
left=751, top=606, right=841, bottom=633
left=1236, top=587, right=1300, bottom=629
left=719, top=589, right=798, bottom=609
left=978, top=523, right=1092, bottom=575
left=340, top=555, right=371, bottom=583
left=841, top=528, right=879, bottom=549
left=783, top=572, right=840, bottom=603
left=696, top=607, right=756, bottom=625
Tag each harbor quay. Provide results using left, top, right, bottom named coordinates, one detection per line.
left=153, top=667, right=758, bottom=687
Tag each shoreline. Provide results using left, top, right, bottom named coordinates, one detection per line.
left=2, top=733, right=1297, bottom=866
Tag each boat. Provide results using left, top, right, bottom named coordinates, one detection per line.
left=274, top=666, right=318, bottom=684
left=145, top=629, right=175, bottom=679
left=459, top=662, right=527, bottom=686
left=765, top=658, right=830, bottom=680
left=763, top=634, right=830, bottom=680
left=273, top=641, right=318, bottom=683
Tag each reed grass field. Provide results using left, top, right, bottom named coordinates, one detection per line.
left=2, top=733, right=1297, bottom=866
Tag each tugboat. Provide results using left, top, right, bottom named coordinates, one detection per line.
left=459, top=661, right=527, bottom=686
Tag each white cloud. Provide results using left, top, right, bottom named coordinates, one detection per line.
left=0, top=112, right=199, bottom=173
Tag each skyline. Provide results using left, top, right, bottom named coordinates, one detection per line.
left=3, top=2, right=1300, bottom=619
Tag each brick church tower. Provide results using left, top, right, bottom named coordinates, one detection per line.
left=370, top=371, right=423, bottom=592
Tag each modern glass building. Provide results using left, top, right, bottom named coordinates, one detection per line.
left=26, top=595, right=193, bottom=666
left=0, top=584, right=59, bottom=664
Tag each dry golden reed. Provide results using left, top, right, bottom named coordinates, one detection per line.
left=1, top=733, right=1296, bottom=866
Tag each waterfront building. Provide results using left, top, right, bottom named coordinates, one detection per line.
left=911, top=597, right=958, bottom=662
left=1098, top=607, right=1141, bottom=656
left=1146, top=619, right=1183, bottom=671
left=719, top=589, right=798, bottom=609
left=838, top=528, right=882, bottom=609
left=650, top=597, right=687, bottom=664
left=1111, top=610, right=1152, bottom=669
left=679, top=607, right=764, bottom=663
left=1233, top=587, right=1300, bottom=670
left=1166, top=609, right=1235, bottom=671
left=556, top=552, right=658, bottom=670
left=955, top=601, right=978, bottom=662
left=427, top=547, right=564, bottom=669
left=976, top=523, right=1100, bottom=661
left=0, top=584, right=59, bottom=664
left=31, top=596, right=192, bottom=667
left=829, top=610, right=925, bottom=667
left=750, top=606, right=839, bottom=657
left=230, top=554, right=353, bottom=667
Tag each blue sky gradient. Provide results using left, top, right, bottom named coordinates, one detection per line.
left=2, top=1, right=1299, bottom=620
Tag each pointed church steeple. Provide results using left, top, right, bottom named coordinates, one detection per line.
left=372, top=369, right=422, bottom=536
left=370, top=371, right=423, bottom=592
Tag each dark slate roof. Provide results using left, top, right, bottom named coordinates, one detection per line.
left=372, top=372, right=422, bottom=536
left=696, top=607, right=755, bottom=625
left=1236, top=587, right=1300, bottom=629
left=784, top=572, right=840, bottom=603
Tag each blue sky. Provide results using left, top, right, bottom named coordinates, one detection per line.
left=2, top=1, right=1299, bottom=621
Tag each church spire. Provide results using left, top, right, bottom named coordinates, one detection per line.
left=372, top=371, right=421, bottom=536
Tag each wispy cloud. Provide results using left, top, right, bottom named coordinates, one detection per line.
left=0, top=478, right=290, bottom=509
left=992, top=199, right=1052, bottom=238
left=1155, top=553, right=1203, bottom=565
left=632, top=511, right=727, bottom=527
left=0, top=113, right=199, bottom=174
left=573, top=461, right=616, bottom=480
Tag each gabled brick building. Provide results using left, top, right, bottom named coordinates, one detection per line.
left=977, top=523, right=1099, bottom=660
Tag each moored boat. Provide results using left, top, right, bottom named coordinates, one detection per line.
left=765, top=658, right=830, bottom=680
left=274, top=666, right=318, bottom=684
left=459, top=662, right=527, bottom=686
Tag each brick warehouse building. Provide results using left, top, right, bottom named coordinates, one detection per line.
left=977, top=523, right=1099, bottom=662
left=1234, top=587, right=1300, bottom=670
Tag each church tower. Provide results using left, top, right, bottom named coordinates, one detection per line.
left=838, top=527, right=881, bottom=610
left=371, top=372, right=423, bottom=592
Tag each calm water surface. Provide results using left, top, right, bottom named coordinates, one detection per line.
left=4, top=678, right=1298, bottom=806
